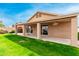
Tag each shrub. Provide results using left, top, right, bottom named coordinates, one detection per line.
left=0, top=30, right=8, bottom=34
left=9, top=30, right=15, bottom=33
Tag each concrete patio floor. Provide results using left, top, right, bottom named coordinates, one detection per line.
left=17, top=33, right=79, bottom=47
left=26, top=35, right=71, bottom=45
left=42, top=37, right=71, bottom=45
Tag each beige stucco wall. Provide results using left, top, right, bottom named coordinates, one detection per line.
left=16, top=24, right=37, bottom=37
left=26, top=21, right=71, bottom=39
left=16, top=24, right=25, bottom=35
left=16, top=17, right=77, bottom=40
left=31, top=24, right=37, bottom=36
left=16, top=24, right=24, bottom=28
left=70, top=17, right=78, bottom=45
left=48, top=21, right=71, bottom=39
left=25, top=24, right=37, bottom=37
left=16, top=12, right=78, bottom=46
left=27, top=12, right=73, bottom=39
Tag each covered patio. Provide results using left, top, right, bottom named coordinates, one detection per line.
left=23, top=17, right=77, bottom=45
left=15, top=12, right=78, bottom=46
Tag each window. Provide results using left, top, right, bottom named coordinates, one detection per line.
left=41, top=25, right=48, bottom=35
left=26, top=26, right=33, bottom=33
left=17, top=27, right=23, bottom=33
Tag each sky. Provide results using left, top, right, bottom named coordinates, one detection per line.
left=0, top=3, right=79, bottom=26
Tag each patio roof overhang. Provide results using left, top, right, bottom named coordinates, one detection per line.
left=15, top=22, right=27, bottom=26
left=15, top=13, right=78, bottom=26
left=27, top=14, right=78, bottom=25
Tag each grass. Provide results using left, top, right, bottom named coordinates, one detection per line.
left=0, top=34, right=79, bottom=56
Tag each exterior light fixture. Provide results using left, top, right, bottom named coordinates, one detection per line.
left=52, top=22, right=59, bottom=26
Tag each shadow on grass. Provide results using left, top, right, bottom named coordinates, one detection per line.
left=4, top=34, right=79, bottom=56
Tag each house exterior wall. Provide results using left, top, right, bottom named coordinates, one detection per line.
left=77, top=15, right=79, bottom=32
left=16, top=24, right=25, bottom=35
left=16, top=24, right=24, bottom=28
left=32, top=25, right=37, bottom=36
left=77, top=15, right=79, bottom=27
left=26, top=21, right=71, bottom=39
left=48, top=21, right=71, bottom=39
left=25, top=24, right=37, bottom=37
left=15, top=12, right=78, bottom=46
left=70, top=17, right=78, bottom=45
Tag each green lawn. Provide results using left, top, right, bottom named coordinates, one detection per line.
left=0, top=34, right=79, bottom=56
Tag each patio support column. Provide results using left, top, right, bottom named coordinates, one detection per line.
left=71, top=17, right=78, bottom=46
left=15, top=24, right=17, bottom=34
left=23, top=24, right=26, bottom=36
left=37, top=23, right=41, bottom=39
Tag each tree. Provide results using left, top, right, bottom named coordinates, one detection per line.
left=0, top=22, right=4, bottom=27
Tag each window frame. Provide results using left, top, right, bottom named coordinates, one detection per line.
left=17, top=27, right=23, bottom=33
left=26, top=26, right=33, bottom=34
left=41, top=25, right=48, bottom=35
